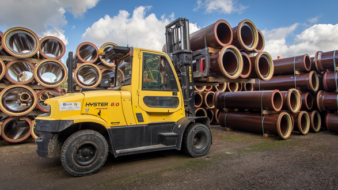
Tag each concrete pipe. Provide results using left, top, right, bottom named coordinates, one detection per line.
left=309, top=110, right=321, bottom=133
left=214, top=82, right=227, bottom=91
left=206, top=109, right=214, bottom=123
left=244, top=83, right=254, bottom=91
left=310, top=51, right=322, bottom=72
left=99, top=42, right=118, bottom=67
left=218, top=111, right=293, bottom=139
left=214, top=90, right=283, bottom=112
left=326, top=113, right=338, bottom=133
left=209, top=45, right=243, bottom=79
left=316, top=90, right=338, bottom=112
left=5, top=60, right=35, bottom=85
left=36, top=89, right=61, bottom=112
left=101, top=68, right=124, bottom=87
left=314, top=50, right=338, bottom=72
left=227, top=82, right=239, bottom=92
left=237, top=83, right=243, bottom=91
left=281, top=89, right=301, bottom=113
left=74, top=42, right=99, bottom=63
left=323, top=71, right=338, bottom=92
left=249, top=52, right=274, bottom=81
left=195, top=107, right=207, bottom=117
left=74, top=63, right=102, bottom=88
left=34, top=59, right=67, bottom=88
left=273, top=54, right=311, bottom=76
left=240, top=52, right=252, bottom=78
left=1, top=117, right=33, bottom=143
left=291, top=111, right=310, bottom=135
left=194, top=92, right=203, bottom=108
left=232, top=19, right=259, bottom=51
left=190, top=19, right=233, bottom=51
left=194, top=86, right=206, bottom=93
left=253, top=71, right=319, bottom=92
left=205, top=86, right=213, bottom=92
left=0, top=85, right=37, bottom=116
left=2, top=27, right=39, bottom=58
left=39, top=36, right=66, bottom=60
left=0, top=58, right=6, bottom=80
left=301, top=92, right=314, bottom=111
left=213, top=109, right=220, bottom=124
left=202, top=91, right=215, bottom=109
left=254, top=30, right=265, bottom=53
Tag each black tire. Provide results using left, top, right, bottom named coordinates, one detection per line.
left=61, top=130, right=108, bottom=177
left=183, top=123, right=211, bottom=157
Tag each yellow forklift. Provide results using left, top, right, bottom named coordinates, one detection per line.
left=35, top=18, right=212, bottom=176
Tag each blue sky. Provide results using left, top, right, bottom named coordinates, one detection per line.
left=0, top=0, right=338, bottom=59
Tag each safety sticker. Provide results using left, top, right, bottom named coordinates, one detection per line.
left=59, top=102, right=81, bottom=111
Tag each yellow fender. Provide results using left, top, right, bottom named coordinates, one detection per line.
left=62, top=115, right=110, bottom=129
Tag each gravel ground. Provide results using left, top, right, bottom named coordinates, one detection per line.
left=0, top=125, right=337, bottom=190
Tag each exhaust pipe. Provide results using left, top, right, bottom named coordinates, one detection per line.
left=209, top=45, right=243, bottom=79
left=273, top=54, right=311, bottom=75
left=314, top=50, right=338, bottom=71
left=240, top=52, right=252, bottom=78
left=291, top=111, right=310, bottom=135
left=281, top=89, right=301, bottom=113
left=190, top=19, right=233, bottom=51
left=323, top=71, right=338, bottom=92
left=232, top=19, right=259, bottom=51
left=2, top=27, right=39, bottom=58
left=74, top=42, right=99, bottom=64
left=206, top=109, right=214, bottom=123
left=254, top=29, right=265, bottom=53
left=39, top=36, right=66, bottom=60
left=214, top=82, right=227, bottom=91
left=194, top=92, right=203, bottom=108
left=99, top=42, right=118, bottom=67
left=316, top=90, right=338, bottom=112
left=195, top=107, right=207, bottom=117
left=227, top=82, right=239, bottom=92
left=310, top=110, right=321, bottom=133
left=214, top=90, right=283, bottom=112
left=249, top=52, right=274, bottom=81
left=301, top=92, right=314, bottom=110
left=326, top=113, right=338, bottom=133
left=5, top=60, right=35, bottom=85
left=0, top=85, right=38, bottom=116
left=34, top=59, right=68, bottom=88
left=194, top=86, right=206, bottom=93
left=202, top=91, right=215, bottom=109
left=1, top=117, right=33, bottom=143
left=253, top=71, right=319, bottom=92
left=218, top=111, right=293, bottom=139
left=74, top=63, right=102, bottom=88
left=244, top=83, right=254, bottom=91
left=36, top=89, right=61, bottom=112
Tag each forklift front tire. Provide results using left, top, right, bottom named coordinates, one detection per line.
left=61, top=130, right=109, bottom=177
left=183, top=123, right=211, bottom=157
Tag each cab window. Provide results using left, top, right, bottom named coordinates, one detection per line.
left=142, top=53, right=178, bottom=91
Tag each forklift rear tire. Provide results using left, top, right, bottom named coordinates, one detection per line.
left=183, top=123, right=211, bottom=157
left=61, top=130, right=108, bottom=177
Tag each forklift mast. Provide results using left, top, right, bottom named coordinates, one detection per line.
left=165, top=18, right=210, bottom=117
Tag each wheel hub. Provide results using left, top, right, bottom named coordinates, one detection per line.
left=74, top=143, right=98, bottom=166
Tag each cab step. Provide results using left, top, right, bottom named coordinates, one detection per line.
left=116, top=144, right=176, bottom=156
left=159, top=132, right=178, bottom=137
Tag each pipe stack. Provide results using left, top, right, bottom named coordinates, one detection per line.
left=0, top=27, right=68, bottom=143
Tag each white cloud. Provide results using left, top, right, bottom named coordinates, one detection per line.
left=43, top=29, right=69, bottom=45
left=263, top=23, right=338, bottom=59
left=0, top=0, right=99, bottom=43
left=307, top=16, right=321, bottom=24
left=82, top=6, right=200, bottom=51
left=194, top=0, right=248, bottom=14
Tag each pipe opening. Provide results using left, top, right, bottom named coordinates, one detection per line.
left=40, top=38, right=64, bottom=58
left=100, top=44, right=116, bottom=66
left=290, top=91, right=297, bottom=110
left=258, top=55, right=270, bottom=77
left=305, top=56, right=311, bottom=70
left=216, top=110, right=221, bottom=123
left=313, top=112, right=321, bottom=131
left=195, top=109, right=207, bottom=117
left=241, top=24, right=254, bottom=47
left=6, top=30, right=37, bottom=56
left=216, top=22, right=232, bottom=45
left=245, top=83, right=253, bottom=91
left=300, top=113, right=310, bottom=133
left=194, top=93, right=202, bottom=107
left=3, top=119, right=30, bottom=140
left=256, top=31, right=264, bottom=51
left=310, top=72, right=319, bottom=91
left=37, top=61, right=65, bottom=85
left=306, top=94, right=314, bottom=109
left=20, top=93, right=30, bottom=101
left=206, top=93, right=214, bottom=107
left=241, top=54, right=250, bottom=76
left=206, top=110, right=214, bottom=122
left=216, top=83, right=226, bottom=91
left=38, top=90, right=60, bottom=111
left=2, top=87, right=35, bottom=113
left=7, top=61, right=34, bottom=83
left=76, top=65, right=100, bottom=86
left=280, top=115, right=289, bottom=136
left=273, top=91, right=283, bottom=111
left=195, top=86, right=206, bottom=92
left=79, top=44, right=98, bottom=62
left=222, top=49, right=239, bottom=76
left=205, top=86, right=213, bottom=91
left=228, top=82, right=237, bottom=92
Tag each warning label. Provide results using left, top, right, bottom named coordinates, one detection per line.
left=59, top=102, right=81, bottom=111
